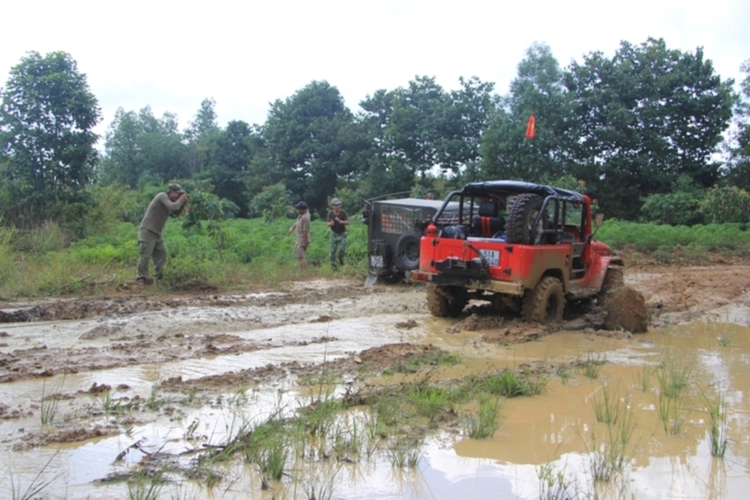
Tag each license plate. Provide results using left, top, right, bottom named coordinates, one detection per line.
left=479, top=249, right=500, bottom=267
left=370, top=255, right=384, bottom=268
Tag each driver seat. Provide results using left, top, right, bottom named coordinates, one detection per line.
left=473, top=200, right=505, bottom=237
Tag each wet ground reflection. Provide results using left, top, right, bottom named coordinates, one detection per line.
left=2, top=315, right=750, bottom=499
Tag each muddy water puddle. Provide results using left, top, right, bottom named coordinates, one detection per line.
left=2, top=291, right=750, bottom=498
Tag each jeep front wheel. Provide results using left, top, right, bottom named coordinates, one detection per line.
left=523, top=276, right=564, bottom=324
left=427, top=285, right=467, bottom=317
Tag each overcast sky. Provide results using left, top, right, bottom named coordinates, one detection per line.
left=1, top=0, right=748, bottom=139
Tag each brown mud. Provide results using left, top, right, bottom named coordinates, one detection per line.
left=1, top=264, right=749, bottom=386
left=2, top=263, right=750, bottom=499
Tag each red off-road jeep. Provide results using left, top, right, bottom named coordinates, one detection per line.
left=410, top=181, right=623, bottom=323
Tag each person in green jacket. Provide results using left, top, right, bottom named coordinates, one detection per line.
left=136, top=184, right=188, bottom=285
left=327, top=198, right=349, bottom=269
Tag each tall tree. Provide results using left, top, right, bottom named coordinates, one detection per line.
left=263, top=81, right=356, bottom=214
left=201, top=119, right=256, bottom=216
left=101, top=106, right=188, bottom=187
left=565, top=38, right=734, bottom=219
left=480, top=43, right=573, bottom=182
left=359, top=89, right=413, bottom=197
left=0, top=51, right=100, bottom=226
left=725, top=60, right=750, bottom=190
left=444, top=76, right=497, bottom=179
left=185, top=98, right=220, bottom=176
left=387, top=76, right=449, bottom=177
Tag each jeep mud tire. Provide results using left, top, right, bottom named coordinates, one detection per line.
left=427, top=285, right=468, bottom=317
left=395, top=230, right=422, bottom=271
left=507, top=193, right=546, bottom=244
left=523, top=276, right=565, bottom=324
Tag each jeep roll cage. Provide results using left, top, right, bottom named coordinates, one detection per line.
left=433, top=181, right=590, bottom=244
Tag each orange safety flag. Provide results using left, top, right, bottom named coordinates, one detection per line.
left=525, top=115, right=536, bottom=139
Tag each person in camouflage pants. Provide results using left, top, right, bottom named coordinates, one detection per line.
left=326, top=198, right=349, bottom=269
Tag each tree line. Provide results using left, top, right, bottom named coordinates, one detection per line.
left=1, top=39, right=749, bottom=233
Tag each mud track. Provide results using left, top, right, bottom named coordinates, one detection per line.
left=1, top=264, right=749, bottom=387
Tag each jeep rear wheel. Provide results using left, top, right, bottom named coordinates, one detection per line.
left=523, top=276, right=564, bottom=324
left=427, top=285, right=467, bottom=317
left=507, top=193, right=546, bottom=244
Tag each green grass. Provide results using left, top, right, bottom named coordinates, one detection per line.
left=408, top=385, right=453, bottom=419
left=127, top=470, right=164, bottom=500
left=588, top=407, right=636, bottom=483
left=3, top=213, right=749, bottom=299
left=40, top=377, right=66, bottom=425
left=637, top=365, right=653, bottom=393
left=717, top=333, right=735, bottom=347
left=386, top=437, right=423, bottom=468
left=701, top=389, right=729, bottom=457
left=10, top=451, right=59, bottom=500
left=483, top=367, right=550, bottom=397
left=656, top=352, right=692, bottom=399
left=658, top=392, right=691, bottom=435
left=536, top=462, right=578, bottom=500
left=0, top=216, right=370, bottom=298
left=465, top=396, right=503, bottom=439
left=597, top=220, right=750, bottom=256
left=592, top=384, right=627, bottom=425
left=579, top=353, right=606, bottom=380
left=391, top=350, right=462, bottom=374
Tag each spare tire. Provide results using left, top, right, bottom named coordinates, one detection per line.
left=507, top=193, right=547, bottom=244
left=395, top=230, right=422, bottom=271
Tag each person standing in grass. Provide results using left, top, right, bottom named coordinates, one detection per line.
left=136, top=184, right=189, bottom=285
left=327, top=198, right=349, bottom=269
left=288, top=200, right=311, bottom=268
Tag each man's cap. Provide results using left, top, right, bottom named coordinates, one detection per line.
left=294, top=201, right=308, bottom=209
left=168, top=183, right=185, bottom=194
left=331, top=198, right=341, bottom=205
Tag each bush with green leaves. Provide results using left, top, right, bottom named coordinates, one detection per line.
left=248, top=182, right=295, bottom=221
left=700, top=185, right=750, bottom=223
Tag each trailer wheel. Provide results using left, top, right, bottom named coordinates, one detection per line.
left=395, top=230, right=422, bottom=271
left=507, top=193, right=547, bottom=244
left=427, top=285, right=467, bottom=317
left=523, top=276, right=564, bottom=324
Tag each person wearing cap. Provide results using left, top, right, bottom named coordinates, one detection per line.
left=326, top=198, right=349, bottom=269
left=287, top=201, right=311, bottom=268
left=136, top=183, right=189, bottom=285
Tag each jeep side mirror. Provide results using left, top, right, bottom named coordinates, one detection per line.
left=595, top=213, right=604, bottom=227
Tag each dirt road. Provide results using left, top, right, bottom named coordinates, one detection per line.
left=1, top=263, right=749, bottom=386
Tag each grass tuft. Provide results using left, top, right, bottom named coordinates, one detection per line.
left=465, top=396, right=503, bottom=439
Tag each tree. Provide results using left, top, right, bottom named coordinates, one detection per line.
left=565, top=38, right=734, bottom=219
left=724, top=60, right=750, bottom=190
left=445, top=76, right=497, bottom=180
left=387, top=76, right=449, bottom=177
left=0, top=51, right=100, bottom=227
left=263, top=81, right=357, bottom=214
left=100, top=106, right=188, bottom=187
left=201, top=119, right=256, bottom=216
left=359, top=89, right=413, bottom=197
left=480, top=43, right=573, bottom=182
left=184, top=98, right=220, bottom=176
